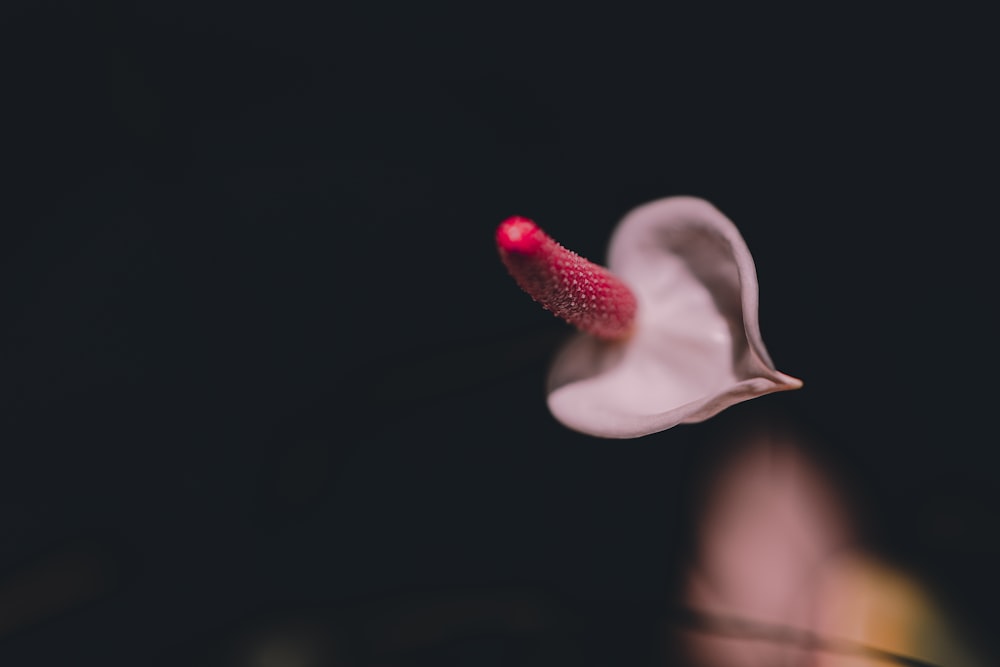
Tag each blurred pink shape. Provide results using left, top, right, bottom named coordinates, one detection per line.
left=672, top=417, right=988, bottom=667
left=676, top=418, right=855, bottom=666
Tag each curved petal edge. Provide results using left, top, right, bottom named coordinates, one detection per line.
left=546, top=196, right=802, bottom=439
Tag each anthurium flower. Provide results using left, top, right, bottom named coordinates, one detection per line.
left=497, top=196, right=802, bottom=439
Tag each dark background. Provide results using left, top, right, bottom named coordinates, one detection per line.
left=2, top=3, right=997, bottom=665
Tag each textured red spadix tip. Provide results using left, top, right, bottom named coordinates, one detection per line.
left=496, top=216, right=545, bottom=254
left=496, top=216, right=638, bottom=341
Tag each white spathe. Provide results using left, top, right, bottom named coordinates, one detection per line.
left=546, top=196, right=802, bottom=439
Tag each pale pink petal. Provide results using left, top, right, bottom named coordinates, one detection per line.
left=547, top=196, right=801, bottom=439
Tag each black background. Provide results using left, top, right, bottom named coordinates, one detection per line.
left=2, top=3, right=997, bottom=665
